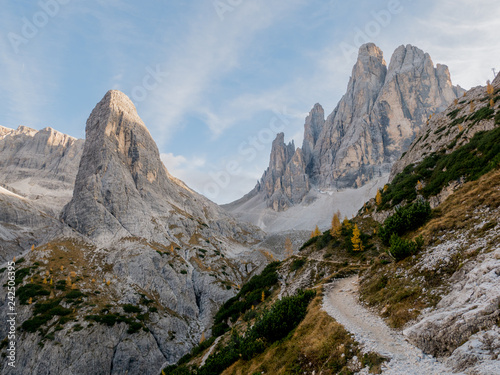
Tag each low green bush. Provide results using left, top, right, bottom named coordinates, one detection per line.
left=379, top=201, right=431, bottom=245
left=387, top=234, right=424, bottom=261
left=17, top=283, right=50, bottom=304
left=164, top=290, right=316, bottom=375
left=123, top=304, right=141, bottom=314
left=290, top=259, right=306, bottom=271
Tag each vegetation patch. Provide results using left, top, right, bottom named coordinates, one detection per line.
left=381, top=126, right=500, bottom=208
left=164, top=290, right=316, bottom=375
left=212, top=262, right=280, bottom=336
left=379, top=201, right=431, bottom=245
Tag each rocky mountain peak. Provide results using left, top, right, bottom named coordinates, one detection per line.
left=62, top=90, right=260, bottom=247
left=228, top=43, right=463, bottom=217
left=302, top=103, right=325, bottom=171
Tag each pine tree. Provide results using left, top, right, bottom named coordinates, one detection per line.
left=490, top=99, right=495, bottom=108
left=60, top=265, right=64, bottom=271
left=31, top=244, right=35, bottom=251
left=261, top=291, right=265, bottom=302
left=284, top=237, right=293, bottom=258
left=454, top=98, right=458, bottom=105
left=416, top=180, right=423, bottom=191
left=330, top=212, right=341, bottom=237
left=375, top=190, right=383, bottom=206
left=351, top=224, right=363, bottom=251
left=28, top=297, right=33, bottom=304
left=383, top=184, right=389, bottom=193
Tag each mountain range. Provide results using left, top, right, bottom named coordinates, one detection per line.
left=0, top=42, right=499, bottom=375
left=226, top=43, right=464, bottom=232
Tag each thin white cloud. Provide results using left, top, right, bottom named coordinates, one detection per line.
left=143, top=0, right=305, bottom=145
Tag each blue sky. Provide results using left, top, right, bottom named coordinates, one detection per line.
left=1, top=0, right=499, bottom=204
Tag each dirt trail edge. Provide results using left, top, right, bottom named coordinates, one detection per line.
left=322, top=275, right=462, bottom=375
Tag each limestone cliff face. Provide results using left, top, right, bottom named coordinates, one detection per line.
left=389, top=72, right=500, bottom=182
left=312, top=43, right=464, bottom=189
left=61, top=90, right=257, bottom=246
left=0, top=125, right=84, bottom=213
left=233, top=43, right=464, bottom=213
left=252, top=133, right=309, bottom=211
left=0, top=91, right=270, bottom=375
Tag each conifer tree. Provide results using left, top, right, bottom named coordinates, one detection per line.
left=487, top=80, right=494, bottom=95
left=342, top=217, right=352, bottom=230
left=376, top=190, right=383, bottom=206
left=330, top=211, right=342, bottom=237
left=261, top=291, right=265, bottom=302
left=312, top=225, right=321, bottom=237
left=199, top=332, right=205, bottom=344
left=351, top=224, right=363, bottom=251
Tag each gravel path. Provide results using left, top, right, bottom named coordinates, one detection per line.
left=322, top=276, right=463, bottom=375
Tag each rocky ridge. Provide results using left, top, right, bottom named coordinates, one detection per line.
left=0, top=91, right=273, bottom=375
left=230, top=43, right=464, bottom=217
left=0, top=125, right=84, bottom=214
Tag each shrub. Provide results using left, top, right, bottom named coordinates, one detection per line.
left=123, top=304, right=141, bottom=314
left=290, top=259, right=306, bottom=271
left=213, top=262, right=280, bottom=330
left=387, top=234, right=424, bottom=261
left=17, top=284, right=50, bottom=304
left=379, top=201, right=431, bottom=245
left=189, top=290, right=316, bottom=375
left=252, top=289, right=316, bottom=343
left=65, top=290, right=85, bottom=300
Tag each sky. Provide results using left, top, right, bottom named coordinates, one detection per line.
left=0, top=0, right=499, bottom=204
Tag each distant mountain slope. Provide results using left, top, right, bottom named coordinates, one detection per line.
left=0, top=125, right=84, bottom=214
left=226, top=43, right=463, bottom=231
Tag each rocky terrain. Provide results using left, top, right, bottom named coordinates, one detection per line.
left=0, top=91, right=275, bottom=375
left=0, top=125, right=84, bottom=214
left=227, top=43, right=464, bottom=227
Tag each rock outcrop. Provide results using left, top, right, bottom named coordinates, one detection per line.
left=250, top=133, right=310, bottom=211
left=0, top=90, right=270, bottom=375
left=61, top=90, right=258, bottom=247
left=390, top=72, right=500, bottom=180
left=229, top=43, right=464, bottom=214
left=0, top=125, right=84, bottom=213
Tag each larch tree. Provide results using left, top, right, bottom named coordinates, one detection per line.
left=330, top=211, right=341, bottom=237
left=375, top=190, right=383, bottom=206
left=351, top=224, right=363, bottom=251
left=487, top=80, right=494, bottom=95
left=312, top=225, right=321, bottom=237
left=342, top=217, right=352, bottom=231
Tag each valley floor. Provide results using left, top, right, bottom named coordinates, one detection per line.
left=323, top=276, right=462, bottom=375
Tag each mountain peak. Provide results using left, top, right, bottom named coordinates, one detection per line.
left=358, top=43, right=384, bottom=59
